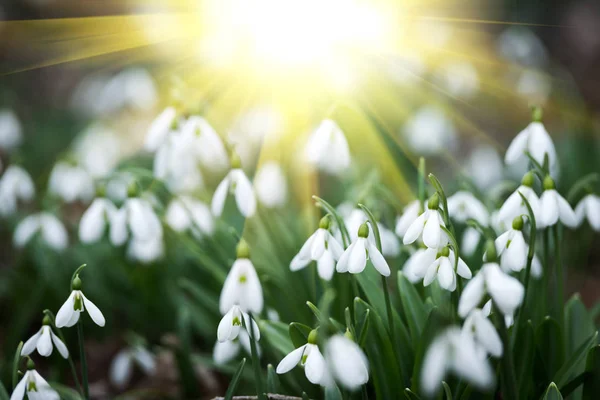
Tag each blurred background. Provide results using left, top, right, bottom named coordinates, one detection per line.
left=0, top=0, right=599, bottom=398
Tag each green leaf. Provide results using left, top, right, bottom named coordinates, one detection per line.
left=543, top=382, right=564, bottom=400
left=266, top=364, right=280, bottom=394
left=397, top=271, right=428, bottom=348
left=358, top=203, right=382, bottom=251
left=356, top=309, right=370, bottom=348
left=224, top=358, right=247, bottom=400
left=0, top=380, right=9, bottom=400
left=583, top=345, right=600, bottom=400
left=50, top=383, right=84, bottom=400
left=404, top=388, right=422, bottom=400
left=442, top=381, right=453, bottom=399
left=559, top=372, right=591, bottom=398
left=260, top=320, right=295, bottom=356
left=12, top=341, right=23, bottom=389
left=289, top=322, right=312, bottom=348
left=312, top=195, right=350, bottom=247
left=306, top=301, right=323, bottom=321
left=324, top=384, right=343, bottom=400
left=514, top=321, right=536, bottom=399
left=554, top=331, right=598, bottom=387
left=536, top=317, right=565, bottom=381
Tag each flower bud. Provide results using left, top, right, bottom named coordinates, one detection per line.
left=531, top=106, right=543, bottom=122
left=42, top=315, right=51, bottom=326
left=357, top=223, right=369, bottom=238
left=308, top=329, right=318, bottom=344
left=72, top=275, right=82, bottom=290
left=543, top=175, right=555, bottom=191
left=319, top=216, right=331, bottom=230
left=521, top=172, right=535, bottom=188
left=230, top=152, right=242, bottom=169
left=236, top=239, right=250, bottom=259
left=428, top=193, right=440, bottom=210
left=512, top=216, right=524, bottom=231
left=27, top=358, right=35, bottom=370
left=485, top=239, right=497, bottom=262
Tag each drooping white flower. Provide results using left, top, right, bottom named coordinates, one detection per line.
left=494, top=216, right=528, bottom=273
left=461, top=227, right=481, bottom=257
left=402, top=247, right=434, bottom=283
left=403, top=107, right=457, bottom=155
left=10, top=362, right=59, bottom=400
left=109, top=345, right=156, bottom=388
left=0, top=165, right=35, bottom=216
left=497, top=172, right=541, bottom=226
left=415, top=246, right=472, bottom=291
left=144, top=107, right=177, bottom=151
left=459, top=262, right=524, bottom=318
left=538, top=176, right=577, bottom=228
left=403, top=194, right=447, bottom=249
left=505, top=112, right=556, bottom=170
left=325, top=334, right=369, bottom=391
left=467, top=145, right=503, bottom=190
left=21, top=317, right=69, bottom=359
left=219, top=241, right=263, bottom=315
left=343, top=207, right=400, bottom=257
left=213, top=330, right=261, bottom=365
left=395, top=200, right=420, bottom=238
left=435, top=61, right=479, bottom=99
left=14, top=212, right=68, bottom=251
left=211, top=155, right=256, bottom=218
left=217, top=305, right=260, bottom=343
left=483, top=300, right=515, bottom=329
left=165, top=195, right=214, bottom=238
left=0, top=109, right=22, bottom=150
left=447, top=191, right=488, bottom=225
left=109, top=197, right=163, bottom=247
left=336, top=223, right=391, bottom=276
left=462, top=309, right=502, bottom=358
left=48, top=161, right=95, bottom=203
left=290, top=217, right=344, bottom=281
left=79, top=197, right=117, bottom=244
left=73, top=124, right=122, bottom=179
left=180, top=116, right=229, bottom=172
left=127, top=235, right=165, bottom=264
left=276, top=330, right=331, bottom=386
left=254, top=161, right=288, bottom=208
left=575, top=194, right=600, bottom=231
left=421, top=327, right=494, bottom=396
left=305, top=119, right=351, bottom=175
left=55, top=277, right=105, bottom=328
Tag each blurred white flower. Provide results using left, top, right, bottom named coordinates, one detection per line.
left=497, top=27, right=548, bottom=67
left=436, top=62, right=479, bottom=99
left=403, top=107, right=457, bottom=155
left=73, top=125, right=121, bottom=179
left=461, top=227, right=481, bottom=257
left=305, top=119, right=351, bottom=175
left=0, top=109, right=22, bottom=150
left=290, top=217, right=344, bottom=281
left=538, top=177, right=577, bottom=228
left=21, top=321, right=68, bottom=359
left=105, top=172, right=135, bottom=202
left=462, top=309, right=503, bottom=358
left=459, top=262, right=524, bottom=318
left=213, top=330, right=260, bottom=365
left=483, top=300, right=515, bottom=328
left=56, top=280, right=105, bottom=328
left=497, top=173, right=541, bottom=226
left=0, top=165, right=35, bottom=216
left=336, top=223, right=390, bottom=276
left=166, top=196, right=214, bottom=238
left=395, top=200, right=420, bottom=238
left=79, top=198, right=117, bottom=244
left=276, top=333, right=330, bottom=386
left=467, top=146, right=503, bottom=190
left=254, top=161, right=288, bottom=208
left=14, top=212, right=68, bottom=251
left=211, top=166, right=256, bottom=218
left=494, top=218, right=528, bottom=273
left=217, top=305, right=260, bottom=342
left=415, top=247, right=472, bottom=292
left=325, top=334, right=369, bottom=391
left=48, top=162, right=95, bottom=203
left=447, top=191, right=488, bottom=225
left=127, top=235, right=165, bottom=264
left=403, top=195, right=447, bottom=249
left=505, top=120, right=556, bottom=171
left=145, top=107, right=177, bottom=152
left=220, top=257, right=263, bottom=315
left=402, top=247, right=433, bottom=283
left=180, top=116, right=229, bottom=172
left=117, top=68, right=158, bottom=111
left=575, top=194, right=600, bottom=231
left=11, top=365, right=59, bottom=400
left=343, top=208, right=400, bottom=257
left=421, top=327, right=493, bottom=396
left=516, top=69, right=551, bottom=104
left=110, top=345, right=156, bottom=388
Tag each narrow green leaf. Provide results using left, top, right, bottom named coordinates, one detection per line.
left=260, top=320, right=295, bottom=356
left=554, top=331, right=598, bottom=387
left=289, top=322, right=312, bottom=348
left=0, top=380, right=9, bottom=400
left=398, top=271, right=428, bottom=348
left=442, top=381, right=453, bottom=399
left=543, top=382, right=564, bottom=400
left=12, top=341, right=23, bottom=389
left=306, top=301, right=323, bottom=321
left=302, top=391, right=310, bottom=400
left=358, top=203, right=382, bottom=251
left=312, top=195, right=350, bottom=247
left=404, top=388, right=421, bottom=400
left=515, top=321, right=535, bottom=399
left=266, top=364, right=280, bottom=394
left=357, top=309, right=370, bottom=348
left=559, top=372, right=591, bottom=398
left=535, top=317, right=565, bottom=381
left=583, top=345, right=600, bottom=400
left=324, top=384, right=343, bottom=400
left=224, top=358, right=247, bottom=400
left=50, top=383, right=84, bottom=400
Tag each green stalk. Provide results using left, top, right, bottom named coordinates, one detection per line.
left=493, top=304, right=518, bottom=400
left=77, top=322, right=90, bottom=400
left=12, top=342, right=23, bottom=389
left=247, top=313, right=265, bottom=400
left=44, top=310, right=82, bottom=394
left=553, top=225, right=564, bottom=326
left=542, top=229, right=550, bottom=315
left=418, top=157, right=426, bottom=214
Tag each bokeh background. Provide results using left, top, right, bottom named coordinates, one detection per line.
left=1, top=0, right=599, bottom=398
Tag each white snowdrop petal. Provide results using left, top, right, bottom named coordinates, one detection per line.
left=587, top=196, right=600, bottom=231
left=55, top=292, right=77, bottom=328
left=556, top=194, right=577, bottom=228
left=368, top=242, right=391, bottom=276
left=458, top=274, right=485, bottom=317
left=109, top=207, right=128, bottom=246
left=437, top=258, right=455, bottom=291
left=304, top=346, right=327, bottom=385
left=165, top=199, right=191, bottom=232
left=79, top=199, right=109, bottom=243
left=240, top=260, right=264, bottom=314
left=421, top=336, right=449, bottom=396
left=10, top=373, right=27, bottom=400
left=276, top=345, right=306, bottom=374
left=485, top=265, right=524, bottom=316
left=347, top=239, right=367, bottom=274
left=21, top=329, right=42, bottom=356
left=396, top=201, right=420, bottom=237
left=327, top=234, right=344, bottom=260
left=36, top=327, right=53, bottom=357
left=217, top=308, right=236, bottom=343
left=326, top=335, right=369, bottom=390
left=475, top=316, right=503, bottom=357
left=40, top=214, right=68, bottom=251
left=336, top=243, right=353, bottom=273
left=310, top=229, right=326, bottom=260
left=50, top=331, right=69, bottom=359
left=110, top=351, right=133, bottom=388
left=81, top=293, right=106, bottom=327
left=233, top=170, right=256, bottom=217
left=423, top=211, right=442, bottom=249
left=214, top=340, right=241, bottom=365
left=504, top=127, right=530, bottom=164
left=211, top=175, right=231, bottom=217
left=540, top=191, right=559, bottom=227
left=317, top=251, right=335, bottom=281
left=574, top=199, right=587, bottom=227
left=133, top=347, right=156, bottom=374
left=290, top=254, right=311, bottom=272
left=423, top=259, right=440, bottom=287
left=403, top=212, right=427, bottom=245
left=13, top=216, right=40, bottom=248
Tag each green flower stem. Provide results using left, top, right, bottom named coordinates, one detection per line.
left=77, top=322, right=90, bottom=400
left=493, top=304, right=518, bottom=400
left=553, top=225, right=564, bottom=326
left=418, top=157, right=426, bottom=214
left=542, top=229, right=550, bottom=314
left=247, top=313, right=265, bottom=400
left=12, top=341, right=23, bottom=389
left=44, top=310, right=82, bottom=394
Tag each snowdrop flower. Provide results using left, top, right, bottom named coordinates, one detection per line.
left=10, top=359, right=59, bottom=400
left=165, top=195, right=214, bottom=238
left=254, top=161, right=288, bottom=208
left=79, top=195, right=117, bottom=244
left=0, top=165, right=35, bottom=216
left=325, top=334, right=369, bottom=391
left=127, top=235, right=165, bottom=264
left=538, top=176, right=577, bottom=228
left=153, top=128, right=204, bottom=193
left=211, top=153, right=256, bottom=217
left=403, top=193, right=447, bottom=249
left=21, top=315, right=68, bottom=359
left=402, top=247, right=433, bottom=283
left=14, top=212, right=68, bottom=251
left=575, top=194, right=600, bottom=231
left=493, top=216, right=542, bottom=277
left=305, top=119, right=351, bottom=175
left=48, top=161, right=95, bottom=203
left=461, top=227, right=482, bottom=257
left=110, top=345, right=156, bottom=388
left=395, top=200, right=420, bottom=238
left=109, top=195, right=163, bottom=247
left=497, top=172, right=541, bottom=225
left=276, top=330, right=331, bottom=386
left=467, top=145, right=503, bottom=190
left=73, top=124, right=121, bottom=179
left=336, top=223, right=391, bottom=276
left=290, top=216, right=344, bottom=281
left=505, top=108, right=556, bottom=170
left=217, top=305, right=260, bottom=343
left=415, top=246, right=472, bottom=291
left=483, top=300, right=515, bottom=329
left=213, top=330, right=260, bottom=365
left=0, top=109, right=22, bottom=150
left=403, top=107, right=457, bottom=155
left=144, top=106, right=177, bottom=151
left=180, top=116, right=229, bottom=172
left=436, top=61, right=479, bottom=99
left=459, top=244, right=524, bottom=318
left=447, top=191, right=488, bottom=225
left=219, top=240, right=263, bottom=314
left=462, top=309, right=502, bottom=358
left=343, top=207, right=400, bottom=257
left=56, top=276, right=105, bottom=328
left=421, top=327, right=493, bottom=396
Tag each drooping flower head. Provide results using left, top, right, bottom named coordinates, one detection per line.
left=497, top=171, right=541, bottom=226
left=21, top=315, right=69, bottom=359
left=276, top=329, right=331, bottom=386
left=211, top=151, right=256, bottom=218
left=538, top=175, right=577, bottom=229
left=336, top=223, right=391, bottom=276
left=403, top=193, right=447, bottom=249
left=575, top=194, right=600, bottom=231
left=10, top=359, right=59, bottom=400
left=56, top=274, right=105, bottom=328
left=325, top=333, right=369, bottom=391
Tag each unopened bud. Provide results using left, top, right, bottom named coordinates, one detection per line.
left=512, top=216, right=524, bottom=231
